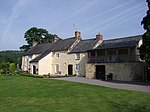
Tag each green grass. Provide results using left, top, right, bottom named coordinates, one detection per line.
left=0, top=75, right=150, bottom=112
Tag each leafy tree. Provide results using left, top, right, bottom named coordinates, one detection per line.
left=139, top=0, right=150, bottom=65
left=0, top=51, right=22, bottom=65
left=20, top=45, right=30, bottom=52
left=0, top=62, right=10, bottom=74
left=20, top=27, right=57, bottom=51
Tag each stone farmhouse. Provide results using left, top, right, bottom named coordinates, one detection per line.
left=21, top=31, right=145, bottom=81
left=21, top=31, right=102, bottom=77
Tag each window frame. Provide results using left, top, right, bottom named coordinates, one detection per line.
left=56, top=53, right=59, bottom=57
left=75, top=53, right=80, bottom=60
left=55, top=64, right=60, bottom=73
left=76, top=64, right=80, bottom=71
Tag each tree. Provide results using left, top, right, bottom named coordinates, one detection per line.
left=139, top=0, right=150, bottom=65
left=20, top=27, right=57, bottom=51
left=0, top=62, right=10, bottom=74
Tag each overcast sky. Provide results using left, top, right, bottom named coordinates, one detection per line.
left=0, top=0, right=147, bottom=50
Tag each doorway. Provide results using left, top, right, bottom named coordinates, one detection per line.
left=68, top=65, right=73, bottom=75
left=33, top=65, right=36, bottom=74
left=147, top=66, right=150, bottom=81
left=96, top=65, right=105, bottom=80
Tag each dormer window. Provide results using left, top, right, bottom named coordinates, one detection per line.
left=75, top=53, right=80, bottom=60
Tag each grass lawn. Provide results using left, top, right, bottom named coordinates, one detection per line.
left=0, top=75, right=150, bottom=112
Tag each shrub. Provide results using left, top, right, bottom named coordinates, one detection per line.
left=9, top=63, right=16, bottom=74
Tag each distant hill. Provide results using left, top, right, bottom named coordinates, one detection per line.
left=0, top=50, right=24, bottom=65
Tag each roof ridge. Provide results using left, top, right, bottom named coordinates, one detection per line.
left=81, top=38, right=96, bottom=41
left=104, top=35, right=142, bottom=41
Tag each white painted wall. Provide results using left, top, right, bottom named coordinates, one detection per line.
left=38, top=52, right=53, bottom=75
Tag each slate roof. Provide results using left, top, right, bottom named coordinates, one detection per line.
left=51, top=37, right=77, bottom=52
left=30, top=49, right=52, bottom=62
left=92, top=35, right=142, bottom=51
left=28, top=37, right=77, bottom=62
left=23, top=43, right=53, bottom=56
left=70, top=39, right=99, bottom=53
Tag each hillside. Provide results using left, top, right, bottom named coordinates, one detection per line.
left=0, top=50, right=23, bottom=64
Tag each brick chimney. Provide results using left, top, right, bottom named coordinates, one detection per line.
left=75, top=31, right=81, bottom=38
left=96, top=33, right=103, bottom=40
left=51, top=35, right=60, bottom=43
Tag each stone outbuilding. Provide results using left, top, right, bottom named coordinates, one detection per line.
left=86, top=35, right=145, bottom=81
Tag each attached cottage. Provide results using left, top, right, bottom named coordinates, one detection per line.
left=21, top=31, right=101, bottom=76
left=86, top=35, right=145, bottom=81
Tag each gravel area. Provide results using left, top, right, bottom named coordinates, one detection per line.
left=52, top=77, right=150, bottom=93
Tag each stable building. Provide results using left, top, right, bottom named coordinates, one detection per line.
left=86, top=35, right=145, bottom=81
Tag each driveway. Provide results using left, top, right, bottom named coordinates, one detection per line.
left=52, top=77, right=150, bottom=93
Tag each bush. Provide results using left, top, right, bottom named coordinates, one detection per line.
left=0, top=62, right=9, bottom=74
left=9, top=63, right=16, bottom=73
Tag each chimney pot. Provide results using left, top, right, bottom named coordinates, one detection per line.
left=32, top=40, right=37, bottom=47
left=75, top=31, right=81, bottom=38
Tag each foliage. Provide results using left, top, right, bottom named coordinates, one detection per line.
left=0, top=62, right=9, bottom=74
left=20, top=27, right=58, bottom=51
left=0, top=76, right=150, bottom=112
left=0, top=51, right=23, bottom=75
left=139, top=0, right=150, bottom=64
left=9, top=63, right=16, bottom=73
left=0, top=50, right=23, bottom=64
left=20, top=45, right=30, bottom=52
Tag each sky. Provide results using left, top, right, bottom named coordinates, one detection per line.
left=0, top=0, right=148, bottom=50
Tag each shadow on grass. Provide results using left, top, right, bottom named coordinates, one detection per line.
left=111, top=102, right=148, bottom=112
left=105, top=80, right=150, bottom=86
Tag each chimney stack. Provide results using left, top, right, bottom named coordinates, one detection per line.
left=32, top=40, right=37, bottom=47
left=51, top=35, right=60, bottom=43
left=75, top=31, right=81, bottom=38
left=96, top=33, right=103, bottom=40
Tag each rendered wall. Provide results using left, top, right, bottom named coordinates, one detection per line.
left=38, top=53, right=53, bottom=75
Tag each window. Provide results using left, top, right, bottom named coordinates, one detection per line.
left=76, top=64, right=80, bottom=71
left=55, top=64, right=60, bottom=73
left=56, top=53, right=59, bottom=57
left=90, top=51, right=95, bottom=57
left=75, top=53, right=80, bottom=60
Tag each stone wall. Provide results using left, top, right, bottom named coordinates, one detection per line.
left=52, top=51, right=87, bottom=76
left=86, top=62, right=145, bottom=81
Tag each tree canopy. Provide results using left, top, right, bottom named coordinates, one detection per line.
left=20, top=27, right=57, bottom=51
left=139, top=0, right=150, bottom=65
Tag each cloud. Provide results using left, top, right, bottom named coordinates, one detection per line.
left=84, top=3, right=145, bottom=37
left=58, top=0, right=134, bottom=33
left=77, top=0, right=134, bottom=26
left=49, top=0, right=99, bottom=29
left=1, top=0, right=28, bottom=42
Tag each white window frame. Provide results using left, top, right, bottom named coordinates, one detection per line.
left=76, top=64, right=80, bottom=71
left=56, top=53, right=59, bottom=57
left=75, top=53, right=80, bottom=60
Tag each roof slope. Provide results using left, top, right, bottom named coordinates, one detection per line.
left=93, top=35, right=142, bottom=50
left=70, top=39, right=99, bottom=53
left=51, top=37, right=77, bottom=51
left=29, top=37, right=77, bottom=62
left=30, top=49, right=52, bottom=62
left=23, top=43, right=53, bottom=56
